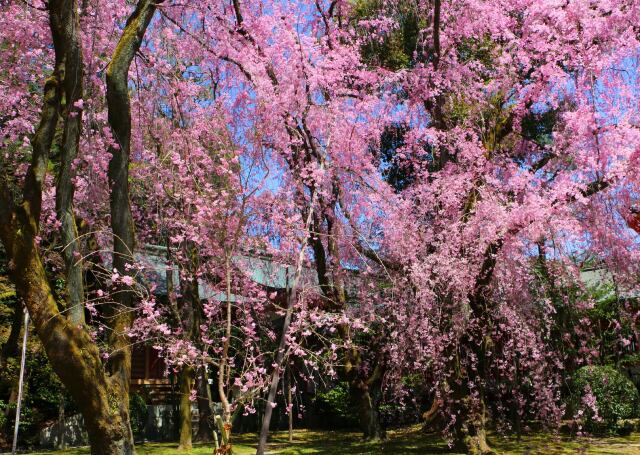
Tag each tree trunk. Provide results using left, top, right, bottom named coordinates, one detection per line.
left=351, top=380, right=384, bottom=441
left=257, top=172, right=324, bottom=455
left=103, top=2, right=163, bottom=453
left=177, top=365, right=194, bottom=451
left=256, top=311, right=289, bottom=454
left=0, top=2, right=135, bottom=453
left=218, top=258, right=234, bottom=455
left=54, top=0, right=85, bottom=327
left=451, top=332, right=495, bottom=455
left=0, top=1, right=163, bottom=453
left=341, top=336, right=386, bottom=442
left=195, top=370, right=214, bottom=442
left=175, top=246, right=202, bottom=449
left=306, top=184, right=389, bottom=442
left=448, top=241, right=502, bottom=455
left=2, top=244, right=136, bottom=454
left=57, top=400, right=66, bottom=450
left=452, top=391, right=494, bottom=455
left=421, top=396, right=441, bottom=432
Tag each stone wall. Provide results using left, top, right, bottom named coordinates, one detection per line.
left=38, top=413, right=88, bottom=448
left=38, top=404, right=180, bottom=448
left=144, top=404, right=179, bottom=442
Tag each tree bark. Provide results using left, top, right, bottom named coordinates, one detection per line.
left=177, top=365, right=194, bottom=451
left=195, top=370, right=214, bottom=442
left=421, top=396, right=441, bottom=432
left=54, top=0, right=85, bottom=326
left=174, top=245, right=202, bottom=450
left=451, top=384, right=494, bottom=455
left=311, top=199, right=387, bottom=441
left=104, top=1, right=163, bottom=452
left=351, top=380, right=384, bottom=441
left=449, top=326, right=495, bottom=452
left=0, top=1, right=137, bottom=452
left=0, top=227, right=136, bottom=454
left=256, top=285, right=295, bottom=454
left=218, top=258, right=234, bottom=449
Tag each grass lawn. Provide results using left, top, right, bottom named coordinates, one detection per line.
left=29, top=426, right=640, bottom=454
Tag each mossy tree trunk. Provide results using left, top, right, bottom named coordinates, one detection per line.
left=450, top=241, right=503, bottom=455
left=174, top=245, right=203, bottom=451
left=0, top=1, right=161, bottom=453
left=0, top=222, right=137, bottom=454
left=177, top=365, right=195, bottom=451
left=351, top=378, right=385, bottom=441
left=451, top=376, right=494, bottom=455
left=54, top=0, right=84, bottom=327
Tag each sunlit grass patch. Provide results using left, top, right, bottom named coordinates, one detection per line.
left=30, top=426, right=640, bottom=454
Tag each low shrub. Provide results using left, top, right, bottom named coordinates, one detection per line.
left=314, top=382, right=358, bottom=429
left=129, top=392, right=148, bottom=441
left=570, top=365, right=639, bottom=434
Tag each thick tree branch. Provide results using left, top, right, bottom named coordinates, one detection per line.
left=581, top=178, right=609, bottom=198
left=103, top=0, right=163, bottom=450
left=105, top=0, right=161, bottom=378
left=353, top=241, right=402, bottom=272
left=530, top=152, right=555, bottom=173
left=22, top=65, right=63, bottom=227
left=54, top=0, right=85, bottom=325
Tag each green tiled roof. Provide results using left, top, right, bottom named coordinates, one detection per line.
left=136, top=245, right=318, bottom=301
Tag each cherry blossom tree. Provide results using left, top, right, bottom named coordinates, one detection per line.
left=362, top=1, right=640, bottom=452
left=2, top=1, right=640, bottom=454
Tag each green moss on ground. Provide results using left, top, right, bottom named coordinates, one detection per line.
left=30, top=426, right=640, bottom=454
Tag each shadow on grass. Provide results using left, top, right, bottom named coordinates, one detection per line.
left=236, top=428, right=459, bottom=455
left=29, top=426, right=640, bottom=455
